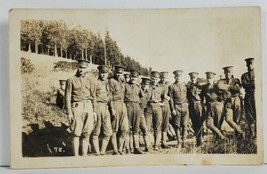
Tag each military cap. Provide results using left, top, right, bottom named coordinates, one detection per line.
left=160, top=71, right=169, bottom=78
left=76, top=59, right=89, bottom=67
left=114, top=65, right=125, bottom=73
left=130, top=69, right=141, bottom=77
left=123, top=72, right=130, bottom=77
left=151, top=71, right=161, bottom=78
left=141, top=77, right=151, bottom=85
left=173, top=70, right=183, bottom=76
left=59, top=80, right=66, bottom=84
left=245, top=58, right=254, bottom=64
left=222, top=66, right=233, bottom=73
left=205, top=72, right=216, bottom=78
left=188, top=72, right=199, bottom=77
left=97, top=65, right=110, bottom=73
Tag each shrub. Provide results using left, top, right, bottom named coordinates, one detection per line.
left=21, top=57, right=35, bottom=74
left=53, top=61, right=77, bottom=72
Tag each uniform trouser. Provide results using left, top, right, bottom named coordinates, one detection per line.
left=171, top=103, right=189, bottom=142
left=161, top=102, right=170, bottom=144
left=189, top=101, right=203, bottom=144
left=126, top=102, right=141, bottom=149
left=140, top=111, right=150, bottom=148
left=70, top=100, right=95, bottom=156
left=244, top=93, right=256, bottom=135
left=230, top=96, right=242, bottom=124
left=206, top=101, right=225, bottom=140
left=145, top=104, right=163, bottom=146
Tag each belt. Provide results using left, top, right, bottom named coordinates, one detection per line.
left=72, top=100, right=92, bottom=107
left=125, top=101, right=139, bottom=104
left=174, top=102, right=188, bottom=105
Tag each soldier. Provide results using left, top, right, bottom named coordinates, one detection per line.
left=91, top=65, right=113, bottom=155
left=139, top=77, right=152, bottom=152
left=159, top=71, right=171, bottom=148
left=187, top=72, right=204, bottom=146
left=56, top=80, right=66, bottom=109
left=124, top=70, right=144, bottom=154
left=241, top=58, right=256, bottom=138
left=109, top=65, right=129, bottom=155
left=168, top=70, right=189, bottom=148
left=201, top=72, right=227, bottom=141
left=145, top=71, right=165, bottom=151
left=218, top=66, right=245, bottom=139
left=65, top=59, right=97, bottom=156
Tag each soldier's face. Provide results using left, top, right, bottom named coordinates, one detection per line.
left=174, top=75, right=181, bottom=82
left=115, top=72, right=124, bottom=81
left=125, top=77, right=130, bottom=82
left=247, top=63, right=254, bottom=71
left=130, top=76, right=138, bottom=84
left=60, top=83, right=65, bottom=90
left=190, top=76, right=197, bottom=83
left=206, top=77, right=214, bottom=84
left=142, top=84, right=150, bottom=90
left=77, top=66, right=87, bottom=76
left=151, top=77, right=160, bottom=85
left=161, top=76, right=167, bottom=82
left=224, top=71, right=232, bottom=79
left=99, top=72, right=109, bottom=81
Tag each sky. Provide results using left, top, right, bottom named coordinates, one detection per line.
left=18, top=7, right=261, bottom=82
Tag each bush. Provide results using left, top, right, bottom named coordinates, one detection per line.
left=21, top=57, right=35, bottom=74
left=53, top=61, right=77, bottom=72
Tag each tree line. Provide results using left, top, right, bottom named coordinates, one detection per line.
left=20, top=20, right=150, bottom=75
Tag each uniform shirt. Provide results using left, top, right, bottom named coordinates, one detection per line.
left=168, top=82, right=188, bottom=111
left=109, top=77, right=125, bottom=102
left=96, top=79, right=111, bottom=103
left=65, top=72, right=97, bottom=115
left=186, top=81, right=202, bottom=102
left=160, top=81, right=171, bottom=103
left=124, top=82, right=144, bottom=103
left=218, top=77, right=241, bottom=97
left=241, top=70, right=255, bottom=94
left=148, top=84, right=164, bottom=103
left=140, top=87, right=151, bottom=110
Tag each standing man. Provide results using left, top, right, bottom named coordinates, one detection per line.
left=187, top=72, right=204, bottom=146
left=218, top=66, right=245, bottom=139
left=109, top=65, right=129, bottom=155
left=56, top=80, right=66, bottom=109
left=140, top=77, right=152, bottom=152
left=159, top=71, right=171, bottom=148
left=65, top=59, right=97, bottom=156
left=145, top=71, right=165, bottom=151
left=124, top=70, right=144, bottom=154
left=201, top=72, right=227, bottom=141
left=92, top=65, right=113, bottom=155
left=241, top=58, right=256, bottom=138
left=168, top=70, right=189, bottom=148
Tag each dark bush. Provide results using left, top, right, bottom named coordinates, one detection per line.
left=53, top=61, right=77, bottom=72
left=21, top=57, right=35, bottom=74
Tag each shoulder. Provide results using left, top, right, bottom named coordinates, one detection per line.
left=241, top=72, right=249, bottom=78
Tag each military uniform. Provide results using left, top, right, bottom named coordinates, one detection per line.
left=187, top=72, right=204, bottom=146
left=219, top=66, right=244, bottom=137
left=109, top=65, right=129, bottom=154
left=159, top=72, right=171, bottom=148
left=92, top=65, right=113, bottom=155
left=201, top=72, right=226, bottom=140
left=65, top=59, right=97, bottom=156
left=56, top=80, right=65, bottom=109
left=124, top=70, right=144, bottom=154
left=241, top=58, right=256, bottom=138
left=168, top=70, right=189, bottom=147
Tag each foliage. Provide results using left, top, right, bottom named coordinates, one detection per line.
left=53, top=60, right=77, bottom=72
left=21, top=57, right=35, bottom=74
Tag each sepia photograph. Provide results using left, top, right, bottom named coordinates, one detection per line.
left=9, top=7, right=263, bottom=169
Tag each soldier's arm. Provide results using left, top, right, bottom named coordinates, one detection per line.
left=229, top=78, right=241, bottom=92
left=65, top=79, right=72, bottom=115
left=108, top=79, right=116, bottom=110
left=241, top=74, right=255, bottom=89
left=91, top=79, right=97, bottom=112
left=168, top=85, right=175, bottom=112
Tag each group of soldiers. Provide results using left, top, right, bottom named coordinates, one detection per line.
left=56, top=57, right=256, bottom=156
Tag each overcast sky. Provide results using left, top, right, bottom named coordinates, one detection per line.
left=19, top=7, right=261, bottom=81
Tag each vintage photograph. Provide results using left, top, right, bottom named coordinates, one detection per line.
left=9, top=7, right=263, bottom=168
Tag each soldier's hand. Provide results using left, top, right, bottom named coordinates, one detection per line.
left=67, top=113, right=73, bottom=123
left=165, top=96, right=171, bottom=101
left=159, top=102, right=165, bottom=107
left=172, top=110, right=177, bottom=116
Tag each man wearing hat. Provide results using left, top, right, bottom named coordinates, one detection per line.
left=124, top=70, right=144, bottom=154
left=187, top=72, right=204, bottom=146
left=56, top=80, right=66, bottom=109
left=201, top=72, right=227, bottom=141
left=109, top=65, right=129, bottom=155
left=145, top=71, right=165, bottom=151
left=241, top=58, right=256, bottom=138
left=218, top=66, right=245, bottom=139
left=91, top=65, right=113, bottom=155
left=65, top=59, right=97, bottom=156
left=168, top=70, right=189, bottom=148
left=139, top=77, right=153, bottom=152
left=159, top=71, right=171, bottom=148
